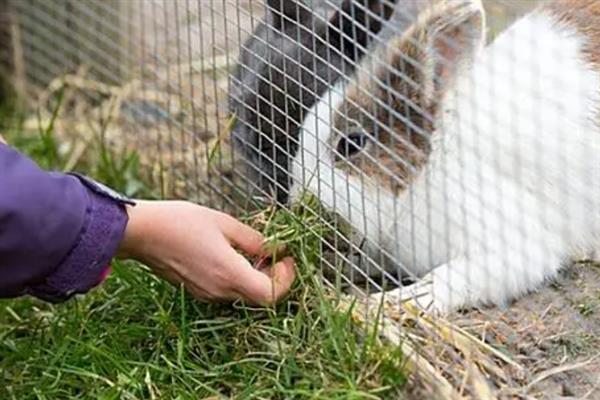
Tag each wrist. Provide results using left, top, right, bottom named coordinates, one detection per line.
left=117, top=201, right=151, bottom=261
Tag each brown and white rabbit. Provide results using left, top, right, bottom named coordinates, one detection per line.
left=290, top=0, right=600, bottom=313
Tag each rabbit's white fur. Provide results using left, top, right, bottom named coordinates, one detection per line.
left=290, top=0, right=600, bottom=312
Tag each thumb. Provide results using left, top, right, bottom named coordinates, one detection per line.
left=231, top=253, right=296, bottom=305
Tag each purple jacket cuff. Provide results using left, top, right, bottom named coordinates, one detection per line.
left=0, top=144, right=131, bottom=302
left=26, top=189, right=128, bottom=302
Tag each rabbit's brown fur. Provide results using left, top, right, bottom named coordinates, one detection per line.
left=331, top=28, right=434, bottom=193
left=546, top=0, right=600, bottom=68
left=331, top=1, right=484, bottom=194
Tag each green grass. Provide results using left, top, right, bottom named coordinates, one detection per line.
left=0, top=89, right=406, bottom=398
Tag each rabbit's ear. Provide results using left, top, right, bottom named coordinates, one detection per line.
left=268, top=0, right=313, bottom=30
left=363, top=0, right=485, bottom=107
left=405, top=0, right=486, bottom=102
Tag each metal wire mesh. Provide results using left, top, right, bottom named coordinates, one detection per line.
left=4, top=0, right=600, bottom=397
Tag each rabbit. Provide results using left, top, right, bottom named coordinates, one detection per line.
left=229, top=0, right=426, bottom=205
left=290, top=0, right=600, bottom=313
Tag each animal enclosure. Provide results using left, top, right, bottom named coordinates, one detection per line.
left=3, top=0, right=600, bottom=398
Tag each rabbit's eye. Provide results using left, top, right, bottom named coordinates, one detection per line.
left=336, top=130, right=368, bottom=158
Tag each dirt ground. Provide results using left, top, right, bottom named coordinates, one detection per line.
left=459, top=262, right=600, bottom=399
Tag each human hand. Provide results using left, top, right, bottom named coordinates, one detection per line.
left=117, top=201, right=296, bottom=305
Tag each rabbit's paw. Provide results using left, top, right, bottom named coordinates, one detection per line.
left=401, top=277, right=435, bottom=311
left=369, top=263, right=468, bottom=315
left=370, top=275, right=442, bottom=314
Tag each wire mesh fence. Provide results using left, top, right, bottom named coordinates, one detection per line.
left=3, top=0, right=600, bottom=397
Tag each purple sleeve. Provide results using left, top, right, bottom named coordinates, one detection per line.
left=0, top=143, right=129, bottom=302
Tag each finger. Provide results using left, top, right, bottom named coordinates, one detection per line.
left=216, top=213, right=266, bottom=255
left=186, top=283, right=234, bottom=304
left=231, top=254, right=296, bottom=305
left=264, top=257, right=296, bottom=302
left=0, top=134, right=6, bottom=144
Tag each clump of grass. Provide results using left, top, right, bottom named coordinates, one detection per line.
left=0, top=89, right=406, bottom=398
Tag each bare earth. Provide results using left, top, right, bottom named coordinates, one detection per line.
left=460, top=262, right=600, bottom=399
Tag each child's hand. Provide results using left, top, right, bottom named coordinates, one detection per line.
left=117, top=201, right=296, bottom=305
